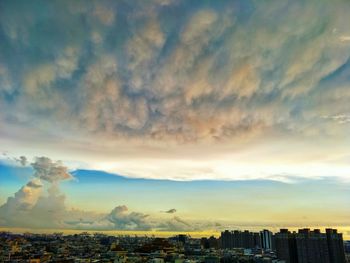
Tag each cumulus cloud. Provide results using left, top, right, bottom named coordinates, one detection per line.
left=0, top=157, right=72, bottom=227
left=0, top=155, right=204, bottom=231
left=0, top=157, right=99, bottom=229
left=31, top=157, right=73, bottom=183
left=0, top=178, right=43, bottom=226
left=106, top=205, right=151, bottom=230
left=0, top=180, right=201, bottom=231
left=1, top=179, right=43, bottom=209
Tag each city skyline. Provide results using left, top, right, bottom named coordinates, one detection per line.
left=0, top=228, right=347, bottom=262
left=1, top=0, right=350, bottom=238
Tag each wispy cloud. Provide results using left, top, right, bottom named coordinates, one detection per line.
left=322, top=114, right=350, bottom=124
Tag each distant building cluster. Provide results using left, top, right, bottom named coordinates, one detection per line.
left=274, top=228, right=346, bottom=263
left=0, top=228, right=348, bottom=263
left=220, top=228, right=347, bottom=263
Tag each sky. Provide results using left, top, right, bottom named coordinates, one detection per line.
left=0, top=0, right=350, bottom=237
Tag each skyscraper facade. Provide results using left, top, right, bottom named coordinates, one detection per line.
left=260, top=229, right=273, bottom=251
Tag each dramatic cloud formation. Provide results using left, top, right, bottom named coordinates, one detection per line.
left=1, top=0, right=350, bottom=235
left=0, top=0, right=349, bottom=181
left=0, top=157, right=73, bottom=228
left=0, top=157, right=209, bottom=231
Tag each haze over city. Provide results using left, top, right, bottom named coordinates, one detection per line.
left=0, top=0, right=350, bottom=241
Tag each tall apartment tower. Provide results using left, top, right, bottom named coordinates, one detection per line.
left=275, top=228, right=346, bottom=263
left=232, top=230, right=241, bottom=248
left=260, top=229, right=273, bottom=251
left=220, top=230, right=261, bottom=249
left=220, top=230, right=232, bottom=249
left=275, top=229, right=298, bottom=263
left=326, top=228, right=346, bottom=263
left=253, top=232, right=261, bottom=248
left=295, top=228, right=330, bottom=263
left=242, top=230, right=255, bottom=248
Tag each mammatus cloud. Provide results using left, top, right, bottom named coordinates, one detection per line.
left=1, top=0, right=349, bottom=142
left=0, top=0, right=350, bottom=182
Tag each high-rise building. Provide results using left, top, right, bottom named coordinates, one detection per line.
left=275, top=229, right=298, bottom=263
left=221, top=230, right=232, bottom=249
left=295, top=228, right=329, bottom=263
left=220, top=230, right=260, bottom=249
left=232, top=230, right=242, bottom=248
left=260, top=229, right=273, bottom=251
left=201, top=236, right=218, bottom=249
left=326, top=228, right=346, bottom=263
left=253, top=232, right=261, bottom=249
left=275, top=228, right=346, bottom=263
left=242, top=230, right=255, bottom=249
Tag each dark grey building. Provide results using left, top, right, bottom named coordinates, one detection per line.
left=326, top=228, right=346, bottom=263
left=221, top=230, right=232, bottom=249
left=275, top=229, right=298, bottom=263
left=275, top=228, right=346, bottom=263
left=296, top=229, right=329, bottom=263
left=220, top=230, right=260, bottom=249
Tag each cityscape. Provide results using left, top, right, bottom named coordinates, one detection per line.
left=1, top=0, right=350, bottom=263
left=1, top=228, right=349, bottom=262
